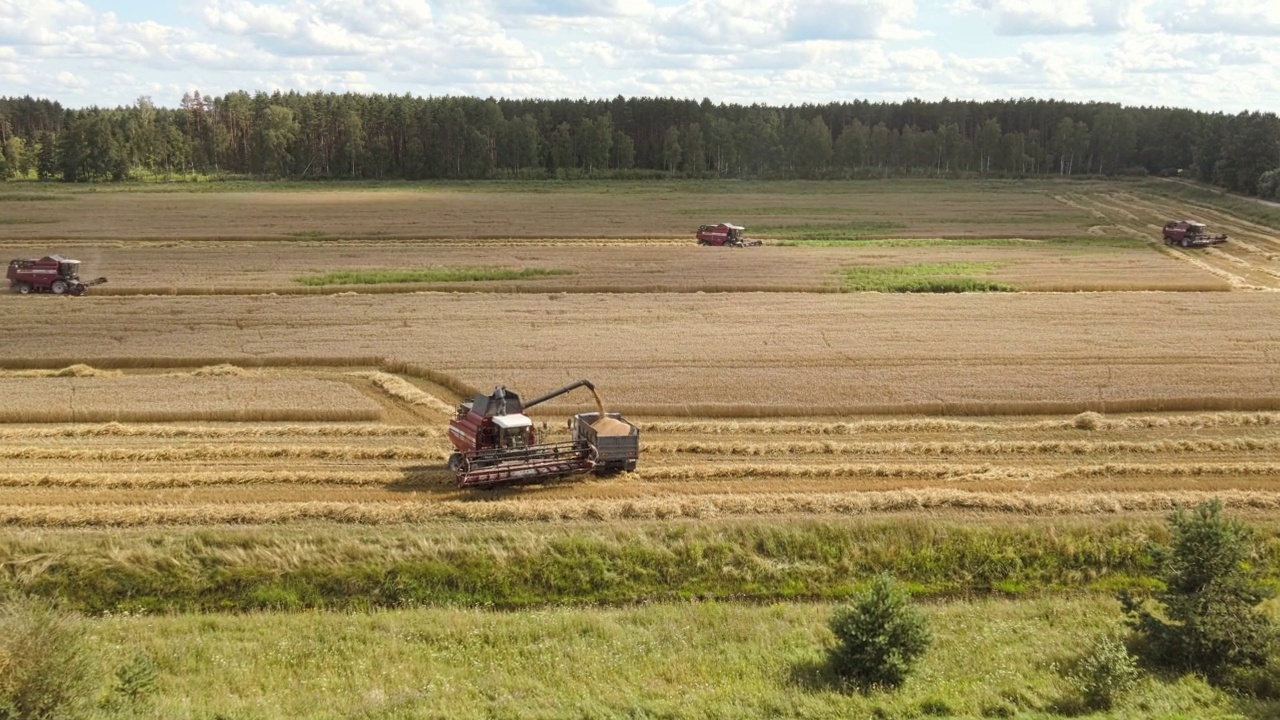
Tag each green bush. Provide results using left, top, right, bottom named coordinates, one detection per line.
left=1066, top=634, right=1141, bottom=711
left=1123, top=500, right=1276, bottom=683
left=827, top=574, right=931, bottom=691
left=0, top=597, right=97, bottom=720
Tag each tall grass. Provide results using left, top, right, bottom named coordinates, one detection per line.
left=84, top=597, right=1277, bottom=719
left=0, top=517, right=1194, bottom=612
left=295, top=267, right=573, bottom=286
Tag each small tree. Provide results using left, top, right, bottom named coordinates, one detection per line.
left=1123, top=500, right=1275, bottom=683
left=828, top=574, right=931, bottom=691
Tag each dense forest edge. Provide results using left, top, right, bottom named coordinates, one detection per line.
left=1, top=94, right=1279, bottom=200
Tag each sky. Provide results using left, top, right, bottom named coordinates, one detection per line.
left=0, top=0, right=1277, bottom=111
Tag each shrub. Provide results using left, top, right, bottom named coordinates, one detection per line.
left=827, top=574, right=932, bottom=691
left=0, top=597, right=97, bottom=720
left=1066, top=634, right=1141, bottom=711
left=1123, top=499, right=1276, bottom=683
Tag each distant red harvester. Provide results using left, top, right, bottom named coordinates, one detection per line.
left=695, top=223, right=762, bottom=247
left=1162, top=221, right=1228, bottom=248
left=7, top=255, right=107, bottom=295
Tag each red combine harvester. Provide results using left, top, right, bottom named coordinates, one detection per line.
left=1162, top=221, right=1227, bottom=248
left=7, top=255, right=107, bottom=295
left=696, top=223, right=762, bottom=247
left=446, top=379, right=640, bottom=489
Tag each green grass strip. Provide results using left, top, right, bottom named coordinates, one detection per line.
left=295, top=267, right=573, bottom=286
left=0, top=518, right=1234, bottom=613
left=843, top=263, right=1015, bottom=292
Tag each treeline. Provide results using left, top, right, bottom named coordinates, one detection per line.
left=1, top=93, right=1278, bottom=196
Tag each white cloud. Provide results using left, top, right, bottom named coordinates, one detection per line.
left=1158, top=0, right=1280, bottom=36
left=54, top=70, right=90, bottom=90
left=0, top=0, right=94, bottom=45
left=0, top=0, right=1276, bottom=113
left=955, top=0, right=1150, bottom=35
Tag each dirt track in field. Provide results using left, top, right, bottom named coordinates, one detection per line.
left=1057, top=190, right=1280, bottom=291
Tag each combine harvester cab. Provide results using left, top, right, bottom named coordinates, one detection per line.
left=446, top=380, right=639, bottom=489
left=696, top=223, right=763, bottom=247
left=1162, top=221, right=1227, bottom=248
left=7, top=255, right=108, bottom=295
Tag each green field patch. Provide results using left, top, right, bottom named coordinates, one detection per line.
left=296, top=267, right=574, bottom=286
left=843, top=263, right=1015, bottom=292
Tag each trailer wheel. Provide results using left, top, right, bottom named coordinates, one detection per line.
left=50, top=280, right=68, bottom=295
left=14, top=282, right=31, bottom=295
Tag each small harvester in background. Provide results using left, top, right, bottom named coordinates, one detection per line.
left=1162, top=221, right=1227, bottom=248
left=696, top=223, right=763, bottom=247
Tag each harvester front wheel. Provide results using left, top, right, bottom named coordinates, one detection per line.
left=448, top=453, right=464, bottom=473
left=50, top=280, right=68, bottom=295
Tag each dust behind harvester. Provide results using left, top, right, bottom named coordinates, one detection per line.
left=446, top=379, right=639, bottom=489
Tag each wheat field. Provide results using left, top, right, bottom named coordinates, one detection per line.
left=1, top=180, right=1279, bottom=529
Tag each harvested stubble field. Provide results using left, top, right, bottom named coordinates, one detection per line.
left=0, top=240, right=1223, bottom=295
left=0, top=179, right=1096, bottom=241
left=0, top=374, right=381, bottom=423
left=3, top=360, right=1280, bottom=527
left=0, top=179, right=1247, bottom=295
left=2, top=292, right=1278, bottom=415
left=0, top=183, right=1276, bottom=570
